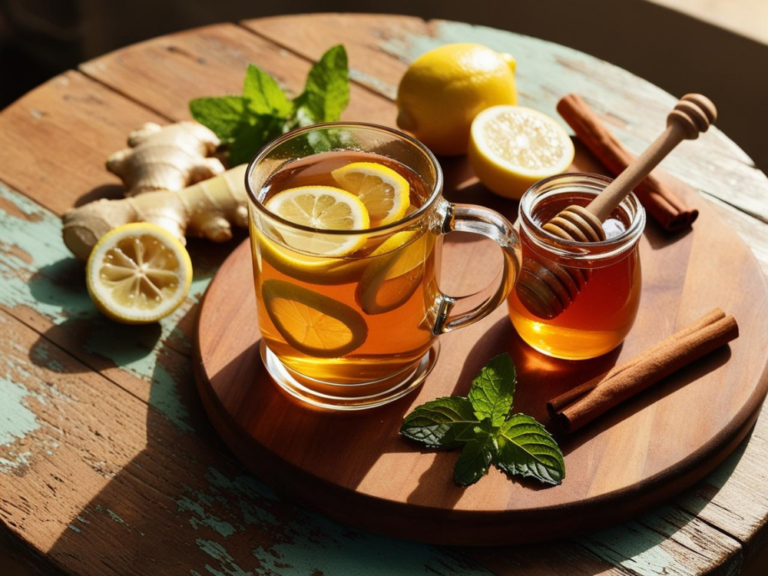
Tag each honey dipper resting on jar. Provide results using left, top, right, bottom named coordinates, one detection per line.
left=516, top=94, right=717, bottom=321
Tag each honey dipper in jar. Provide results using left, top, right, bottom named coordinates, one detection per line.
left=510, top=94, right=716, bottom=360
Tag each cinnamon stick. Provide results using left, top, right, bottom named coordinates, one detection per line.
left=557, top=94, right=699, bottom=232
left=547, top=309, right=738, bottom=435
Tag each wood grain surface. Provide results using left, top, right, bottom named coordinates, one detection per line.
left=194, top=138, right=768, bottom=545
left=0, top=13, right=766, bottom=575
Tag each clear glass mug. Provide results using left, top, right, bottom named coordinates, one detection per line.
left=246, top=123, right=522, bottom=410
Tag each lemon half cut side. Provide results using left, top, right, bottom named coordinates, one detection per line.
left=86, top=223, right=193, bottom=324
left=469, top=105, right=575, bottom=199
left=262, top=279, right=368, bottom=358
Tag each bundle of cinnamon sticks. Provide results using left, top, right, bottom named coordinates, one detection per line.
left=558, top=93, right=698, bottom=232
left=547, top=309, right=738, bottom=435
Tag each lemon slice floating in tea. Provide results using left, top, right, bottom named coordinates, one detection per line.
left=331, top=162, right=410, bottom=226
left=86, top=223, right=192, bottom=324
left=356, top=230, right=434, bottom=315
left=265, top=186, right=370, bottom=256
left=253, top=225, right=368, bottom=285
left=468, top=105, right=574, bottom=199
left=262, top=279, right=368, bottom=357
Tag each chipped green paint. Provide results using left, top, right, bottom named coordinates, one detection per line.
left=377, top=20, right=768, bottom=223
left=348, top=69, right=396, bottom=100
left=31, top=344, right=65, bottom=373
left=107, top=509, right=126, bottom=525
left=0, top=182, right=211, bottom=432
left=0, top=374, right=39, bottom=452
left=68, top=525, right=81, bottom=534
left=0, top=328, right=47, bottom=471
left=177, top=495, right=236, bottom=537
left=184, top=467, right=491, bottom=576
left=196, top=540, right=252, bottom=576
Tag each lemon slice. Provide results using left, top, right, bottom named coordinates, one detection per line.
left=265, top=186, right=370, bottom=257
left=261, top=280, right=368, bottom=358
left=468, top=105, right=574, bottom=199
left=253, top=225, right=367, bottom=285
left=355, top=230, right=433, bottom=315
left=331, top=162, right=410, bottom=226
left=86, top=223, right=192, bottom=324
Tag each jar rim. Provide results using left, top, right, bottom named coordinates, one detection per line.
left=519, top=172, right=646, bottom=262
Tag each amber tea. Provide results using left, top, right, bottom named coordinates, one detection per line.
left=246, top=123, right=521, bottom=410
left=251, top=151, right=440, bottom=391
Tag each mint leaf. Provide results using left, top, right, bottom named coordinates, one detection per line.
left=293, top=45, right=349, bottom=123
left=454, top=424, right=497, bottom=487
left=400, top=353, right=565, bottom=489
left=468, top=353, right=516, bottom=426
left=189, top=96, right=247, bottom=142
left=243, top=64, right=292, bottom=117
left=400, top=397, right=478, bottom=448
left=494, top=414, right=565, bottom=485
left=188, top=45, right=350, bottom=165
left=227, top=115, right=286, bottom=166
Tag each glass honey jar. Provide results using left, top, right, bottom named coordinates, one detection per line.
left=508, top=174, right=646, bottom=360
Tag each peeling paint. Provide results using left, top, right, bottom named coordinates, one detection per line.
left=0, top=183, right=204, bottom=432
left=107, top=509, right=126, bottom=525
left=577, top=511, right=682, bottom=575
left=0, top=374, right=40, bottom=472
left=185, top=467, right=490, bottom=576
left=349, top=69, right=396, bottom=100
left=31, top=344, right=65, bottom=373
left=178, top=495, right=236, bottom=537
left=197, top=540, right=252, bottom=576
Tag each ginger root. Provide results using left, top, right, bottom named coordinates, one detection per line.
left=107, top=121, right=225, bottom=196
left=63, top=165, right=249, bottom=260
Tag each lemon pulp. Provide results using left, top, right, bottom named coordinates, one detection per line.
left=86, top=223, right=192, bottom=324
left=331, top=162, right=410, bottom=226
left=264, top=185, right=370, bottom=256
left=469, top=105, right=575, bottom=199
left=261, top=279, right=368, bottom=358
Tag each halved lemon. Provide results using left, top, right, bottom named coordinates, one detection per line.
left=86, top=223, right=192, bottom=324
left=331, top=162, right=410, bottom=226
left=468, top=105, right=574, bottom=199
left=265, top=186, right=370, bottom=257
left=355, top=230, right=434, bottom=315
left=261, top=280, right=368, bottom=358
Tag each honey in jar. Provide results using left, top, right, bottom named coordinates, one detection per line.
left=508, top=174, right=646, bottom=360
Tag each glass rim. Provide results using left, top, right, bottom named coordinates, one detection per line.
left=519, top=172, right=646, bottom=251
left=244, top=122, right=444, bottom=236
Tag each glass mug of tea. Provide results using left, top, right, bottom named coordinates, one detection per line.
left=246, top=123, right=521, bottom=410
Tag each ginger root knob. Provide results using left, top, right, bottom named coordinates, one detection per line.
left=63, top=165, right=249, bottom=260
left=107, top=121, right=225, bottom=196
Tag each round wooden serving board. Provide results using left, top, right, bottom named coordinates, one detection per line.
left=195, top=149, right=768, bottom=546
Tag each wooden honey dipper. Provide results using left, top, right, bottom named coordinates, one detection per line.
left=517, top=93, right=717, bottom=320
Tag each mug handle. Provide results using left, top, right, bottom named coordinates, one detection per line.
left=431, top=200, right=522, bottom=335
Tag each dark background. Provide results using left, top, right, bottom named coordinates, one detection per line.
left=1, top=0, right=767, bottom=170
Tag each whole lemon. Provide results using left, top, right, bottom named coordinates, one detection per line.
left=396, top=43, right=517, bottom=156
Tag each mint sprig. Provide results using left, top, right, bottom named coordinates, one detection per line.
left=400, top=354, right=565, bottom=487
left=190, top=45, right=349, bottom=166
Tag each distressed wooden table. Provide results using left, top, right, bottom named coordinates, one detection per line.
left=1, top=13, right=767, bottom=576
